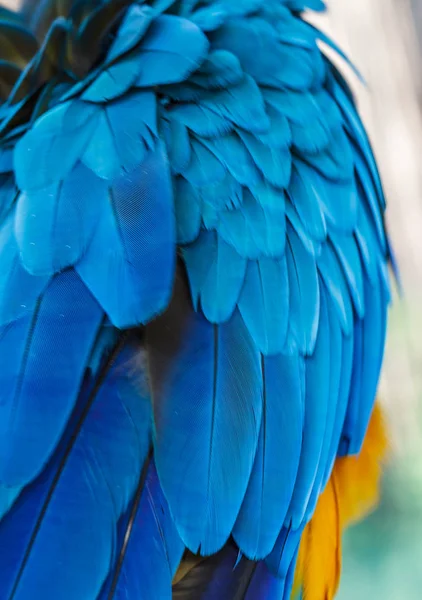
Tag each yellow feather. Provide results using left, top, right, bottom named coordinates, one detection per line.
left=293, top=403, right=388, bottom=599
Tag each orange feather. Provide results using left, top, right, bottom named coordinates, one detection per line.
left=293, top=403, right=388, bottom=599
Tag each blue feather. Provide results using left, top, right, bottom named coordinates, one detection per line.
left=0, top=339, right=152, bottom=599
left=14, top=101, right=100, bottom=191
left=301, top=128, right=354, bottom=182
left=250, top=182, right=285, bottom=212
left=106, top=4, right=154, bottom=63
left=285, top=202, right=322, bottom=257
left=330, top=231, right=365, bottom=318
left=282, top=549, right=299, bottom=600
left=81, top=54, right=144, bottom=103
left=77, top=145, right=176, bottom=328
left=200, top=177, right=243, bottom=230
left=305, top=286, right=342, bottom=520
left=162, top=118, right=192, bottom=175
left=322, top=330, right=354, bottom=486
left=15, top=163, right=107, bottom=276
left=355, top=199, right=381, bottom=285
left=285, top=0, right=326, bottom=12
left=257, top=105, right=292, bottom=149
left=135, top=15, right=209, bottom=87
left=282, top=90, right=342, bottom=154
left=161, top=81, right=204, bottom=102
left=174, top=177, right=201, bottom=244
left=333, top=80, right=385, bottom=208
left=317, top=241, right=354, bottom=335
left=0, top=377, right=94, bottom=598
left=263, top=89, right=323, bottom=127
left=349, top=274, right=387, bottom=454
left=338, top=317, right=363, bottom=457
left=190, top=50, right=244, bottom=89
left=218, top=189, right=286, bottom=260
left=200, top=75, right=270, bottom=133
left=353, top=145, right=387, bottom=251
left=167, top=103, right=233, bottom=138
left=288, top=162, right=327, bottom=243
left=101, top=463, right=184, bottom=600
left=311, top=25, right=364, bottom=83
left=201, top=170, right=243, bottom=211
left=190, top=4, right=228, bottom=33
left=0, top=270, right=103, bottom=491
left=210, top=19, right=315, bottom=91
left=200, top=133, right=260, bottom=187
left=238, top=258, right=289, bottom=355
left=0, top=215, right=50, bottom=326
left=291, top=118, right=330, bottom=154
left=288, top=286, right=330, bottom=528
left=285, top=225, right=320, bottom=355
left=184, top=230, right=247, bottom=323
left=294, top=160, right=357, bottom=233
left=183, top=139, right=226, bottom=187
left=147, top=273, right=262, bottom=555
left=233, top=352, right=303, bottom=558
left=237, top=129, right=292, bottom=189
left=82, top=91, right=157, bottom=180
left=276, top=15, right=318, bottom=50
left=266, top=526, right=302, bottom=580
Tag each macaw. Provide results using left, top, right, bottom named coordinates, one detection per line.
left=0, top=0, right=392, bottom=598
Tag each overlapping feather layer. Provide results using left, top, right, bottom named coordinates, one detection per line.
left=0, top=1, right=391, bottom=598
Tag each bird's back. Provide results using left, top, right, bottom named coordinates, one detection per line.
left=0, top=1, right=391, bottom=598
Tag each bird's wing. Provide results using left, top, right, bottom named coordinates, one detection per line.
left=0, top=1, right=391, bottom=598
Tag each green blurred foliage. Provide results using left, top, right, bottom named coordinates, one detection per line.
left=339, top=466, right=422, bottom=599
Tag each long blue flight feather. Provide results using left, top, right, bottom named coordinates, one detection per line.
left=100, top=462, right=184, bottom=600
left=233, top=352, right=303, bottom=559
left=0, top=270, right=103, bottom=493
left=0, top=337, right=152, bottom=600
left=287, top=285, right=330, bottom=529
left=147, top=269, right=262, bottom=555
left=285, top=225, right=320, bottom=355
left=322, top=330, right=354, bottom=487
left=348, top=273, right=387, bottom=454
left=305, top=285, right=342, bottom=520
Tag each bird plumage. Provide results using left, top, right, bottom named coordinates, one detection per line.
left=0, top=0, right=392, bottom=598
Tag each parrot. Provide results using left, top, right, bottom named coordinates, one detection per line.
left=0, top=0, right=393, bottom=598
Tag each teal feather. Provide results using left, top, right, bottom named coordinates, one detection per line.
left=238, top=257, right=289, bottom=355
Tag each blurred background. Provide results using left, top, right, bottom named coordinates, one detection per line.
left=2, top=0, right=422, bottom=597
